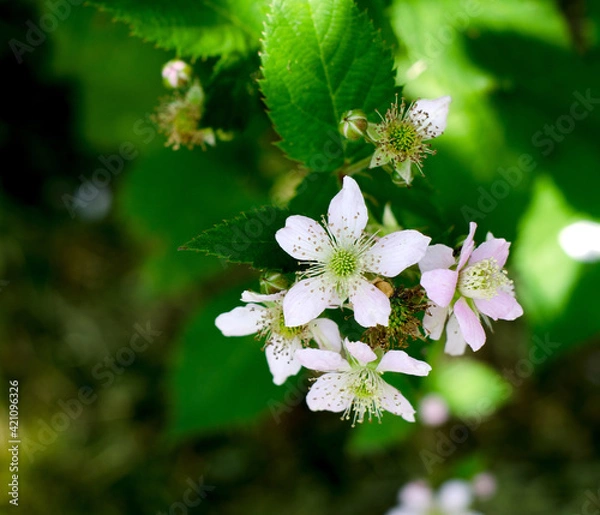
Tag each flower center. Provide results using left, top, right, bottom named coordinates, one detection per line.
left=275, top=310, right=304, bottom=339
left=328, top=248, right=358, bottom=278
left=458, top=258, right=512, bottom=300
left=388, top=122, right=419, bottom=154
left=343, top=368, right=385, bottom=426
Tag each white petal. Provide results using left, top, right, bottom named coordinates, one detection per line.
left=419, top=243, right=456, bottom=272
left=305, top=373, right=354, bottom=413
left=444, top=312, right=468, bottom=356
left=215, top=305, right=266, bottom=336
left=308, top=318, right=342, bottom=352
left=275, top=215, right=332, bottom=261
left=436, top=480, right=473, bottom=511
left=423, top=302, right=448, bottom=340
left=327, top=176, right=368, bottom=242
left=346, top=340, right=377, bottom=365
left=408, top=95, right=451, bottom=139
left=364, top=230, right=431, bottom=277
left=377, top=350, right=431, bottom=376
left=420, top=268, right=458, bottom=307
left=380, top=382, right=416, bottom=422
left=241, top=290, right=285, bottom=303
left=349, top=278, right=391, bottom=327
left=265, top=338, right=303, bottom=385
left=282, top=276, right=337, bottom=327
left=295, top=348, right=351, bottom=372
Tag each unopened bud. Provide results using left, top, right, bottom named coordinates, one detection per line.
left=339, top=109, right=368, bottom=140
left=162, top=59, right=192, bottom=89
left=260, top=272, right=289, bottom=294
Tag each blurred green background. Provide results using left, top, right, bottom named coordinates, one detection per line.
left=1, top=0, right=599, bottom=513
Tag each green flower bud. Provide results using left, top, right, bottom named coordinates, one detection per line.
left=260, top=271, right=289, bottom=294
left=339, top=109, right=368, bottom=140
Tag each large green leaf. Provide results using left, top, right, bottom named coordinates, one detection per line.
left=260, top=0, right=396, bottom=171
left=89, top=0, right=269, bottom=58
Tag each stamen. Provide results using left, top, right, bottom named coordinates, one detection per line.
left=458, top=258, right=513, bottom=300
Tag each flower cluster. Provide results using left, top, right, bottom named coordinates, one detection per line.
left=216, top=176, right=523, bottom=425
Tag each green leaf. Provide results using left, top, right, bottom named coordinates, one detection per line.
left=260, top=0, right=396, bottom=171
left=179, top=206, right=297, bottom=272
left=89, top=0, right=269, bottom=59
left=168, top=284, right=287, bottom=437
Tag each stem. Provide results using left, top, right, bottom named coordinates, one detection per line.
left=340, top=155, right=373, bottom=176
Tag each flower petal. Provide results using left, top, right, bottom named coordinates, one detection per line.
left=398, top=481, right=434, bottom=510
left=409, top=95, right=451, bottom=139
left=241, top=290, right=285, bottom=303
left=275, top=215, right=332, bottom=261
left=436, top=480, right=473, bottom=511
left=295, top=348, right=351, bottom=372
left=453, top=297, right=486, bottom=352
left=380, top=382, right=416, bottom=422
left=420, top=268, right=458, bottom=307
left=349, top=278, right=391, bottom=327
left=393, top=158, right=413, bottom=186
left=327, top=176, right=368, bottom=242
left=346, top=340, right=377, bottom=365
left=305, top=373, right=353, bottom=413
left=265, top=338, right=303, bottom=385
left=423, top=302, right=448, bottom=340
left=308, top=318, right=342, bottom=352
left=419, top=243, right=456, bottom=272
left=469, top=237, right=510, bottom=268
left=444, top=312, right=468, bottom=356
left=215, top=305, right=265, bottom=336
left=458, top=222, right=478, bottom=270
left=377, top=350, right=431, bottom=376
left=282, top=276, right=337, bottom=327
left=364, top=230, right=431, bottom=277
left=475, top=291, right=523, bottom=321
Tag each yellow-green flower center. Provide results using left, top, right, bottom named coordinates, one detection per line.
left=388, top=122, right=419, bottom=154
left=458, top=258, right=512, bottom=300
left=275, top=311, right=303, bottom=339
left=329, top=249, right=358, bottom=278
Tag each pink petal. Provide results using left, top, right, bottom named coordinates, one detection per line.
left=282, top=276, right=337, bottom=327
left=458, top=222, right=478, bottom=270
left=308, top=318, right=342, bottom=352
left=420, top=268, right=458, bottom=307
left=380, top=382, right=416, bottom=422
left=409, top=96, right=451, bottom=139
left=377, top=350, right=431, bottom=376
left=423, top=302, right=448, bottom=340
left=419, top=243, right=456, bottom=272
left=241, top=290, right=285, bottom=303
left=305, top=373, right=353, bottom=413
left=444, top=313, right=468, bottom=356
left=469, top=237, right=510, bottom=268
left=265, top=338, right=303, bottom=385
left=327, top=176, right=368, bottom=242
left=215, top=305, right=265, bottom=336
left=275, top=215, right=332, bottom=261
left=349, top=278, right=391, bottom=327
left=364, top=230, right=431, bottom=277
left=475, top=291, right=523, bottom=321
left=295, top=348, right=351, bottom=372
left=398, top=481, right=434, bottom=510
left=453, top=297, right=486, bottom=352
left=346, top=340, right=377, bottom=365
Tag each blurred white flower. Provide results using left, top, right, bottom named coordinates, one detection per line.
left=418, top=394, right=450, bottom=427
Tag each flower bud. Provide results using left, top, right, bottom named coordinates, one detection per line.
left=162, top=59, right=192, bottom=89
left=339, top=109, right=368, bottom=140
left=260, top=271, right=289, bottom=294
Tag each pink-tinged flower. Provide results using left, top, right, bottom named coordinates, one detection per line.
left=369, top=95, right=451, bottom=186
left=419, top=222, right=523, bottom=356
left=215, top=291, right=341, bottom=385
left=296, top=339, right=431, bottom=425
left=418, top=393, right=450, bottom=427
left=161, top=59, right=192, bottom=89
left=275, top=176, right=430, bottom=328
left=386, top=480, right=482, bottom=515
